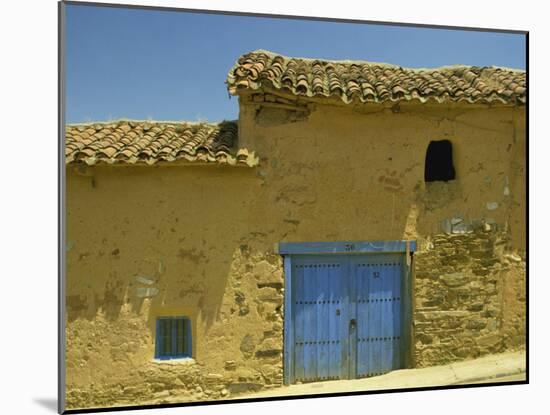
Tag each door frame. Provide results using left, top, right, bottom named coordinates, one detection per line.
left=277, top=240, right=417, bottom=385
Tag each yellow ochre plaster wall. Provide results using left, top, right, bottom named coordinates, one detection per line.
left=65, top=99, right=525, bottom=409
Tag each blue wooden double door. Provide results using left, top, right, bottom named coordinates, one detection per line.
left=290, top=253, right=405, bottom=383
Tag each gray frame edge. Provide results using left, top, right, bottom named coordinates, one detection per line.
left=278, top=240, right=417, bottom=255
left=58, top=2, right=66, bottom=413
left=282, top=255, right=293, bottom=385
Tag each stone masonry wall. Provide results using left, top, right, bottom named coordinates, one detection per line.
left=413, top=225, right=526, bottom=367
left=228, top=247, right=285, bottom=394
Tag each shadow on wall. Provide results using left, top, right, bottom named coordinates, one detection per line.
left=64, top=165, right=257, bottom=335
left=65, top=230, right=236, bottom=332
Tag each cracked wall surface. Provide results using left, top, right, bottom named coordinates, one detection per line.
left=65, top=99, right=525, bottom=409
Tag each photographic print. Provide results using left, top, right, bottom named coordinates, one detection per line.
left=60, top=1, right=527, bottom=412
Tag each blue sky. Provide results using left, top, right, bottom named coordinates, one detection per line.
left=65, top=4, right=526, bottom=124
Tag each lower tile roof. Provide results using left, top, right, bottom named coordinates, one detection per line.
left=227, top=50, right=526, bottom=105
left=65, top=120, right=258, bottom=166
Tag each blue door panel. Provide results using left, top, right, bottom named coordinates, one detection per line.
left=352, top=254, right=403, bottom=378
left=316, top=266, right=329, bottom=380
left=369, top=262, right=382, bottom=376
left=303, top=264, right=317, bottom=380
left=328, top=263, right=345, bottom=379
left=291, top=253, right=404, bottom=383
left=380, top=260, right=394, bottom=374
left=293, top=264, right=305, bottom=381
left=354, top=263, right=369, bottom=376
left=292, top=257, right=347, bottom=382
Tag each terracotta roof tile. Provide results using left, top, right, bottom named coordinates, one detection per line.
left=227, top=50, right=526, bottom=105
left=65, top=120, right=258, bottom=167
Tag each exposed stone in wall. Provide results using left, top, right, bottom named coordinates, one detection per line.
left=66, top=356, right=230, bottom=408
left=220, top=247, right=285, bottom=395
left=500, top=256, right=527, bottom=349
left=65, top=247, right=285, bottom=410
left=64, top=101, right=526, bottom=409
left=413, top=226, right=526, bottom=367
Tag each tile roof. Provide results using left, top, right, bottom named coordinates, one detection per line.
left=65, top=120, right=258, bottom=166
left=227, top=50, right=526, bottom=105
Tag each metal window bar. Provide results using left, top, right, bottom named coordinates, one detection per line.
left=156, top=317, right=191, bottom=359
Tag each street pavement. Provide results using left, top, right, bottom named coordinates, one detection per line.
left=233, top=350, right=526, bottom=399
left=456, top=373, right=526, bottom=384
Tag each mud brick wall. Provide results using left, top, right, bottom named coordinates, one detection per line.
left=65, top=246, right=285, bottom=409
left=413, top=227, right=526, bottom=367
left=65, top=100, right=525, bottom=410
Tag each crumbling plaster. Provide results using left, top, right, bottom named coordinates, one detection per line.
left=65, top=98, right=525, bottom=409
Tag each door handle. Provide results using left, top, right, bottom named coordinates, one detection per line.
left=350, top=319, right=357, bottom=330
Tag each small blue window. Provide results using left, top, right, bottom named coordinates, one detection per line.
left=155, top=316, right=192, bottom=360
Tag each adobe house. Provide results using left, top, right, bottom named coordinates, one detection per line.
left=64, top=50, right=526, bottom=409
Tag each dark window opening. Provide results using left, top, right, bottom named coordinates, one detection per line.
left=424, top=140, right=456, bottom=182
left=155, top=316, right=192, bottom=359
